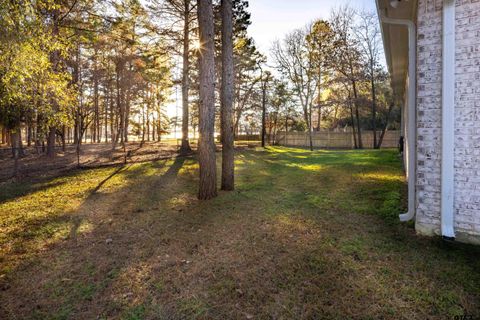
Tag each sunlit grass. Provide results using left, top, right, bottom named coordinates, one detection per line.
left=1, top=147, right=479, bottom=319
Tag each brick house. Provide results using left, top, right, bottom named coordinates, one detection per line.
left=376, top=0, right=480, bottom=244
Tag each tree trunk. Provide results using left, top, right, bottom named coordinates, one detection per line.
left=61, top=125, right=66, bottom=151
left=47, top=127, right=56, bottom=158
left=317, top=106, right=321, bottom=131
left=349, top=99, right=358, bottom=149
left=17, top=127, right=24, bottom=157
left=180, top=0, right=192, bottom=154
left=113, top=65, right=122, bottom=149
left=261, top=77, right=267, bottom=148
left=152, top=115, right=156, bottom=141
left=11, top=128, right=20, bottom=178
left=141, top=102, right=146, bottom=145
left=27, top=125, right=32, bottom=146
left=308, top=104, right=313, bottom=151
left=124, top=91, right=130, bottom=143
left=376, top=102, right=394, bottom=149
left=220, top=0, right=234, bottom=191
left=1, top=126, right=6, bottom=144
left=274, top=112, right=280, bottom=144
left=197, top=0, right=217, bottom=200
left=47, top=9, right=59, bottom=159
left=110, top=87, right=115, bottom=143
left=146, top=104, right=151, bottom=142
left=73, top=116, right=79, bottom=145
left=352, top=80, right=363, bottom=149
left=104, top=83, right=109, bottom=143
left=371, top=74, right=378, bottom=149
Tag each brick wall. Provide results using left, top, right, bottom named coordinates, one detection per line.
left=416, top=0, right=443, bottom=235
left=416, top=0, right=480, bottom=243
left=453, top=0, right=480, bottom=239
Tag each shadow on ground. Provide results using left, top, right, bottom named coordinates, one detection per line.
left=1, top=147, right=479, bottom=319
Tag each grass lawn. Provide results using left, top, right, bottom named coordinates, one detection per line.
left=1, top=147, right=479, bottom=319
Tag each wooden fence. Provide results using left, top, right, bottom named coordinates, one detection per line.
left=275, top=130, right=401, bottom=149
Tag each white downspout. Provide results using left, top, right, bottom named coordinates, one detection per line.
left=378, top=14, right=417, bottom=222
left=441, top=0, right=456, bottom=239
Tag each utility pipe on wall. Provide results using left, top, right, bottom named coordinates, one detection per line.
left=378, top=13, right=417, bottom=222
left=441, top=0, right=456, bottom=239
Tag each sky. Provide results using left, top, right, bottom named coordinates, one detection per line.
left=249, top=0, right=378, bottom=56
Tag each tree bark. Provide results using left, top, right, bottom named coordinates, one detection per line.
left=261, top=76, right=268, bottom=148
left=352, top=80, right=363, bottom=149
left=349, top=98, right=358, bottom=149
left=197, top=0, right=217, bottom=200
left=27, top=124, right=32, bottom=146
left=47, top=8, right=60, bottom=159
left=308, top=104, right=313, bottom=151
left=104, top=82, right=109, bottom=143
left=317, top=106, right=321, bottom=131
left=371, top=72, right=378, bottom=149
left=1, top=126, right=5, bottom=144
left=93, top=53, right=100, bottom=143
left=46, top=127, right=56, bottom=158
left=61, top=125, right=66, bottom=151
left=180, top=0, right=193, bottom=154
left=141, top=101, right=146, bottom=146
left=113, top=64, right=122, bottom=149
left=221, top=0, right=234, bottom=190
left=11, top=128, right=20, bottom=178
left=124, top=90, right=131, bottom=143
left=376, top=102, right=394, bottom=149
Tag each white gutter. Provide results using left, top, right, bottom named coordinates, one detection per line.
left=378, top=12, right=417, bottom=222
left=441, top=0, right=456, bottom=239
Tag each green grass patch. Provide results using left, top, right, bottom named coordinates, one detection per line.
left=1, top=147, right=479, bottom=319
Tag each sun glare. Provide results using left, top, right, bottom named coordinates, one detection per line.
left=193, top=40, right=201, bottom=50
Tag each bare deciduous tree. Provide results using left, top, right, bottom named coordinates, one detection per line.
left=354, top=10, right=382, bottom=148
left=330, top=6, right=364, bottom=148
left=272, top=28, right=317, bottom=151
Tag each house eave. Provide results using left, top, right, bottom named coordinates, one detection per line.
left=375, top=0, right=417, bottom=100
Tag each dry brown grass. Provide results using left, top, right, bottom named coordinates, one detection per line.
left=0, top=147, right=479, bottom=319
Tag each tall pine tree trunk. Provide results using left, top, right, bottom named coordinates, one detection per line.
left=180, top=0, right=192, bottom=154
left=197, top=0, right=217, bottom=200
left=124, top=92, right=130, bottom=143
left=221, top=0, right=234, bottom=190
left=47, top=8, right=60, bottom=159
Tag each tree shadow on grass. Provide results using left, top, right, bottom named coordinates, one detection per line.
left=1, top=150, right=480, bottom=319
left=0, top=156, right=189, bottom=318
left=0, top=170, right=83, bottom=204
